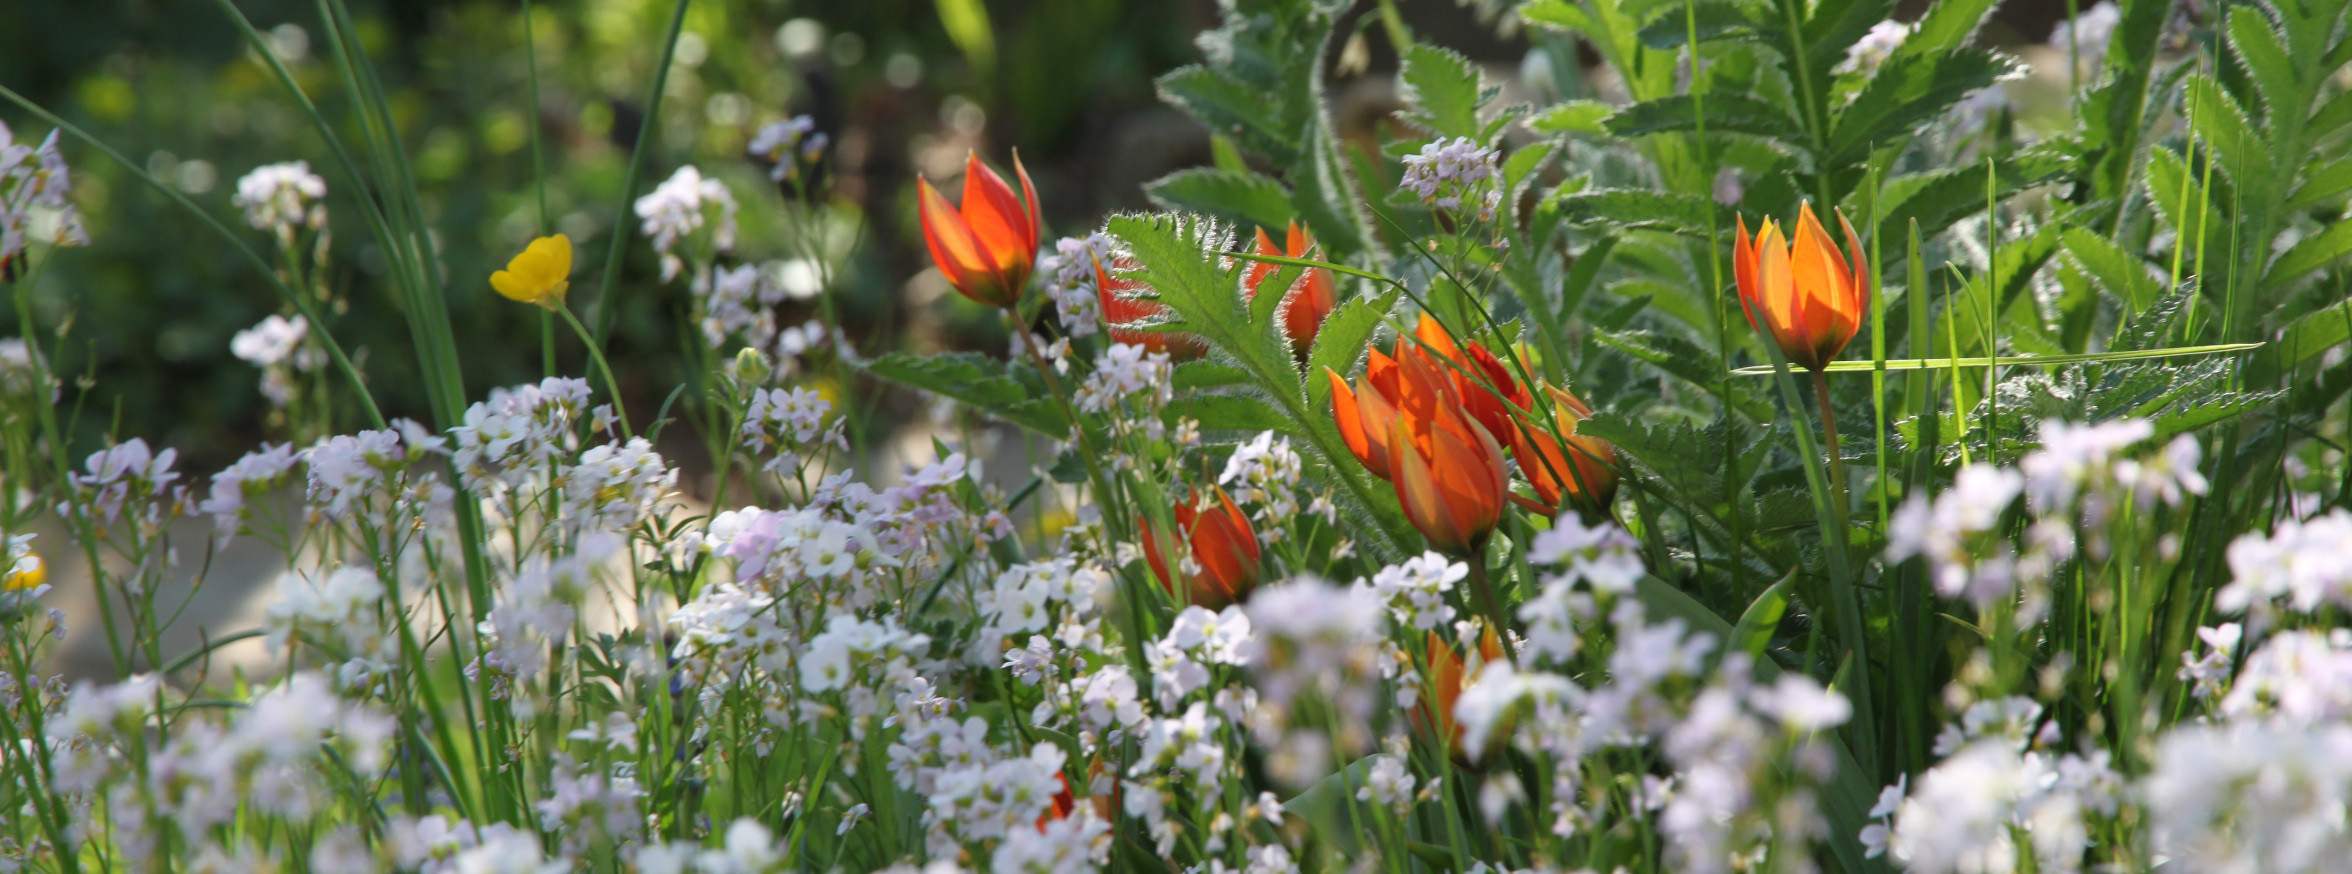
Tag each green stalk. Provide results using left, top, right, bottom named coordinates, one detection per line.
left=555, top=306, right=636, bottom=439
left=590, top=0, right=696, bottom=347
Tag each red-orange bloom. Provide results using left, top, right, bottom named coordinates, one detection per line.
left=1508, top=384, right=1618, bottom=515
left=918, top=152, right=1042, bottom=309
left=1329, top=315, right=1513, bottom=555
left=1734, top=203, right=1869, bottom=372
left=1140, top=488, right=1262, bottom=608
left=1406, top=313, right=1530, bottom=443
left=1036, top=773, right=1077, bottom=831
left=1412, top=627, right=1506, bottom=763
left=1096, top=256, right=1206, bottom=359
left=1243, top=222, right=1339, bottom=359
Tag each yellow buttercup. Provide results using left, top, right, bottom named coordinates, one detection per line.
left=491, top=233, right=573, bottom=310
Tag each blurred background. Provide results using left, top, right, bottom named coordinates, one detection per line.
left=0, top=0, right=2085, bottom=473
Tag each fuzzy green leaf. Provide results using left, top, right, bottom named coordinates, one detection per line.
left=1147, top=168, right=1296, bottom=234
left=1400, top=44, right=1486, bottom=140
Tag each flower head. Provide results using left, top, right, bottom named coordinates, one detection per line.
left=1509, top=384, right=1618, bottom=515
left=1414, top=627, right=1507, bottom=763
left=491, top=234, right=573, bottom=310
left=1330, top=321, right=1511, bottom=555
left=1734, top=204, right=1869, bottom=371
left=1141, top=488, right=1263, bottom=608
left=918, top=152, right=1041, bottom=309
left=1243, top=222, right=1338, bottom=359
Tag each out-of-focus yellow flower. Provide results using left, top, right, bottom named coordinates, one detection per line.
left=3, top=552, right=42, bottom=591
left=491, top=234, right=573, bottom=310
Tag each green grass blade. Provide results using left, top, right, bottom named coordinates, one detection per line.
left=1727, top=342, right=2263, bottom=374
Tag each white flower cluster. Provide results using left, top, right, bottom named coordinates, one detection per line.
left=1, top=121, right=89, bottom=273
left=1037, top=233, right=1115, bottom=338
left=450, top=376, right=596, bottom=493
left=1399, top=137, right=1502, bottom=222
left=746, top=115, right=828, bottom=185
left=1889, top=419, right=2206, bottom=617
left=693, top=263, right=789, bottom=350
left=1515, top=514, right=1644, bottom=662
left=391, top=814, right=571, bottom=874
left=62, top=437, right=182, bottom=529
left=262, top=565, right=397, bottom=693
left=2217, top=508, right=2352, bottom=624
left=637, top=165, right=740, bottom=282
left=1836, top=20, right=1913, bottom=77
left=50, top=672, right=394, bottom=869
left=1074, top=342, right=1173, bottom=415
left=1365, top=551, right=1462, bottom=632
left=230, top=314, right=323, bottom=407
left=738, top=385, right=846, bottom=475
left=1218, top=430, right=1312, bottom=541
left=232, top=160, right=328, bottom=234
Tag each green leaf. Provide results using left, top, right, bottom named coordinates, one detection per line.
left=861, top=351, right=1068, bottom=436
left=1829, top=48, right=2018, bottom=160
left=1731, top=572, right=1796, bottom=664
left=2184, top=74, right=2265, bottom=191
left=2059, top=226, right=2162, bottom=315
left=1899, top=0, right=2000, bottom=58
left=1605, top=94, right=1804, bottom=145
left=1305, top=290, right=1400, bottom=403
left=2266, top=220, right=2352, bottom=285
left=1634, top=1, right=1755, bottom=49
left=1399, top=44, right=1485, bottom=139
left=2224, top=5, right=2299, bottom=123
left=2287, top=155, right=2352, bottom=209
left=1555, top=189, right=1726, bottom=237
left=1159, top=65, right=1297, bottom=165
left=1528, top=100, right=1617, bottom=135
left=1146, top=168, right=1296, bottom=234
left=1281, top=755, right=1384, bottom=856
left=1166, top=394, right=1301, bottom=435
left=1175, top=360, right=1254, bottom=390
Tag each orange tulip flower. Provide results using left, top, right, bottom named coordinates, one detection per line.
left=1242, top=222, right=1338, bottom=358
left=1140, top=488, right=1262, bottom=608
left=1412, top=627, right=1506, bottom=764
left=1036, top=773, right=1078, bottom=831
left=1095, top=256, right=1206, bottom=359
left=1404, top=313, right=1530, bottom=444
left=1733, top=203, right=1869, bottom=372
left=918, top=152, right=1042, bottom=309
left=1329, top=315, right=1513, bottom=555
left=1508, top=384, right=1619, bottom=515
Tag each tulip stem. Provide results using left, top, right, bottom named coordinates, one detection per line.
left=1463, top=552, right=1518, bottom=662
left=1811, top=369, right=1849, bottom=527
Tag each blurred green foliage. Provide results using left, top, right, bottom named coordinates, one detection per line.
left=0, top=0, right=1197, bottom=468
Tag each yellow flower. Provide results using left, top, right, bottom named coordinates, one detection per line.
left=491, top=234, right=573, bottom=310
left=3, top=552, right=42, bottom=592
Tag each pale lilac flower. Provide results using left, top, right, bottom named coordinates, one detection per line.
left=232, top=161, right=327, bottom=232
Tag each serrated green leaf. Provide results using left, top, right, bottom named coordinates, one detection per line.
left=2059, top=226, right=2162, bottom=315
left=1307, top=290, right=1401, bottom=406
left=1400, top=44, right=1485, bottom=139
left=1899, top=0, right=1999, bottom=58
left=1635, top=1, right=1755, bottom=49
left=2185, top=74, right=2265, bottom=191
left=1174, top=360, right=1254, bottom=390
left=1147, top=168, right=1295, bottom=234
left=2289, top=155, right=2352, bottom=209
left=1528, top=100, right=1616, bottom=135
left=1605, top=94, right=1804, bottom=145
left=2267, top=220, right=2352, bottom=285
left=1829, top=48, right=2017, bottom=160
left=1731, top=572, right=1795, bottom=663
left=1166, top=394, right=1301, bottom=435
left=862, top=352, right=1068, bottom=437
left=2225, top=6, right=2299, bottom=123
left=1556, top=189, right=1725, bottom=237
left=1158, top=65, right=1297, bottom=165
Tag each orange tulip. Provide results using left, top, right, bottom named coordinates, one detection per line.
left=1140, top=488, right=1262, bottom=608
left=1734, top=203, right=1869, bottom=372
left=1509, top=384, right=1618, bottom=515
left=1407, top=313, right=1529, bottom=444
left=918, top=152, right=1042, bottom=309
left=1095, top=256, right=1206, bottom=359
left=1413, top=627, right=1506, bottom=763
left=1329, top=315, right=1514, bottom=555
left=1242, top=222, right=1339, bottom=359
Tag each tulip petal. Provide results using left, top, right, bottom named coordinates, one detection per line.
left=961, top=154, right=1033, bottom=276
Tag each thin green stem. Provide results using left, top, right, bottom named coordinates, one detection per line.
left=557, top=306, right=636, bottom=439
